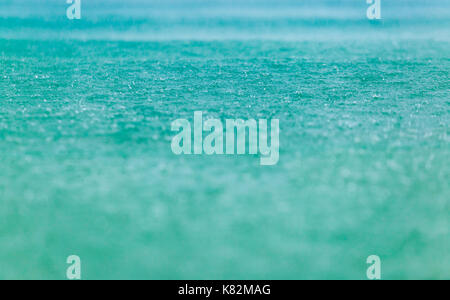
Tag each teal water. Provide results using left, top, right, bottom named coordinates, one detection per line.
left=0, top=0, right=449, bottom=279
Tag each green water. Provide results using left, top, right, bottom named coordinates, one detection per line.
left=0, top=1, right=449, bottom=279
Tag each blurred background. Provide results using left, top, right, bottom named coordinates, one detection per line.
left=1, top=0, right=450, bottom=40
left=0, top=0, right=449, bottom=279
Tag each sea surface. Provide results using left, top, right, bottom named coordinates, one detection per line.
left=0, top=0, right=449, bottom=279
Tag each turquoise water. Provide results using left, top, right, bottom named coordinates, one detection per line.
left=0, top=0, right=449, bottom=279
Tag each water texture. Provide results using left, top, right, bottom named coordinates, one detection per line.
left=0, top=0, right=449, bottom=279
